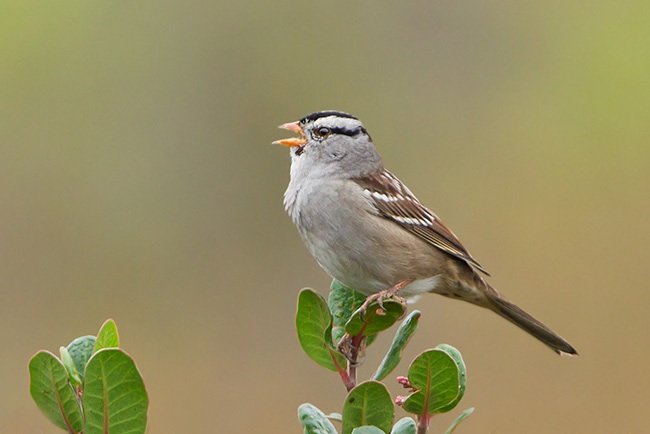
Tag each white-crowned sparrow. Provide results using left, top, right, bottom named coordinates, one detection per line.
left=275, top=110, right=577, bottom=356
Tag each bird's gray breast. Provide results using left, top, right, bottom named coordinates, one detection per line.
left=285, top=176, right=389, bottom=294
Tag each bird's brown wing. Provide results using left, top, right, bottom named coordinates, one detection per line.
left=354, top=170, right=490, bottom=275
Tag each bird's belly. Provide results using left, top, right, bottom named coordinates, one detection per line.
left=300, top=225, right=442, bottom=297
left=302, top=230, right=386, bottom=295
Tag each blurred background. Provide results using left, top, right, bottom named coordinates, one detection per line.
left=1, top=1, right=648, bottom=432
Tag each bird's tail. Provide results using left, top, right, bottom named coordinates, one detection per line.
left=485, top=289, right=578, bottom=356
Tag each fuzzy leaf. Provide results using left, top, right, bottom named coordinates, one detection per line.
left=29, top=351, right=83, bottom=433
left=373, top=311, right=420, bottom=381
left=342, top=381, right=393, bottom=434
left=351, top=427, right=385, bottom=434
left=444, top=407, right=474, bottom=434
left=66, top=335, right=96, bottom=380
left=298, top=403, right=340, bottom=434
left=390, top=417, right=416, bottom=434
left=327, top=413, right=343, bottom=422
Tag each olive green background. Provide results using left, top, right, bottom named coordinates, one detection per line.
left=2, top=1, right=648, bottom=433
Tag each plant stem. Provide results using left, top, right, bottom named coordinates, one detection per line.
left=417, top=415, right=430, bottom=434
left=344, top=331, right=366, bottom=392
left=331, top=349, right=355, bottom=391
left=347, top=362, right=356, bottom=391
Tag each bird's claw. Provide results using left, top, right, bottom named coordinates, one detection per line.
left=358, top=281, right=410, bottom=320
left=337, top=333, right=366, bottom=365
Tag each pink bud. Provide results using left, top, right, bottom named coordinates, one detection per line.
left=396, top=376, right=411, bottom=388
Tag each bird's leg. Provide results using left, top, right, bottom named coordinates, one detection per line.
left=338, top=332, right=367, bottom=367
left=337, top=280, right=411, bottom=364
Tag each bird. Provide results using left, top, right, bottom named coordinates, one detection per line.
left=274, top=110, right=577, bottom=356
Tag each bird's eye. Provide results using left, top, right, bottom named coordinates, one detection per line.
left=314, top=127, right=330, bottom=138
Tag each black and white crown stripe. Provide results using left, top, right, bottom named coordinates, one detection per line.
left=301, top=111, right=369, bottom=138
left=355, top=170, right=490, bottom=276
left=300, top=110, right=358, bottom=123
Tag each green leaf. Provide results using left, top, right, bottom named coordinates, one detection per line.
left=29, top=351, right=83, bottom=433
left=351, top=427, right=385, bottom=434
left=390, top=417, right=416, bottom=434
left=402, top=345, right=467, bottom=417
left=328, top=280, right=369, bottom=344
left=372, top=311, right=421, bottom=381
left=433, top=344, right=467, bottom=413
left=66, top=335, right=96, bottom=380
left=443, top=407, right=474, bottom=434
left=342, top=381, right=394, bottom=434
left=298, top=403, right=339, bottom=434
left=59, top=346, right=82, bottom=387
left=297, top=288, right=346, bottom=372
left=93, top=319, right=120, bottom=353
left=344, top=296, right=406, bottom=337
left=83, top=348, right=148, bottom=434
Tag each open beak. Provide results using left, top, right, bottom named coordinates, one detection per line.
left=273, top=121, right=307, bottom=147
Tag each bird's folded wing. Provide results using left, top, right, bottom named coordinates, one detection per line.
left=354, top=170, right=490, bottom=276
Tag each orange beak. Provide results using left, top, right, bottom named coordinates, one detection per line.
left=273, top=121, right=307, bottom=147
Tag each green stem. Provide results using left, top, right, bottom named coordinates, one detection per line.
left=331, top=349, right=355, bottom=391
left=417, top=415, right=430, bottom=434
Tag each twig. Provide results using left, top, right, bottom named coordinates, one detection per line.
left=417, top=414, right=431, bottom=434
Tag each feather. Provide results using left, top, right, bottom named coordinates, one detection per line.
left=355, top=170, right=490, bottom=275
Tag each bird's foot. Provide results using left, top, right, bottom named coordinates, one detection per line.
left=358, top=280, right=410, bottom=320
left=337, top=334, right=366, bottom=366
left=337, top=280, right=410, bottom=364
